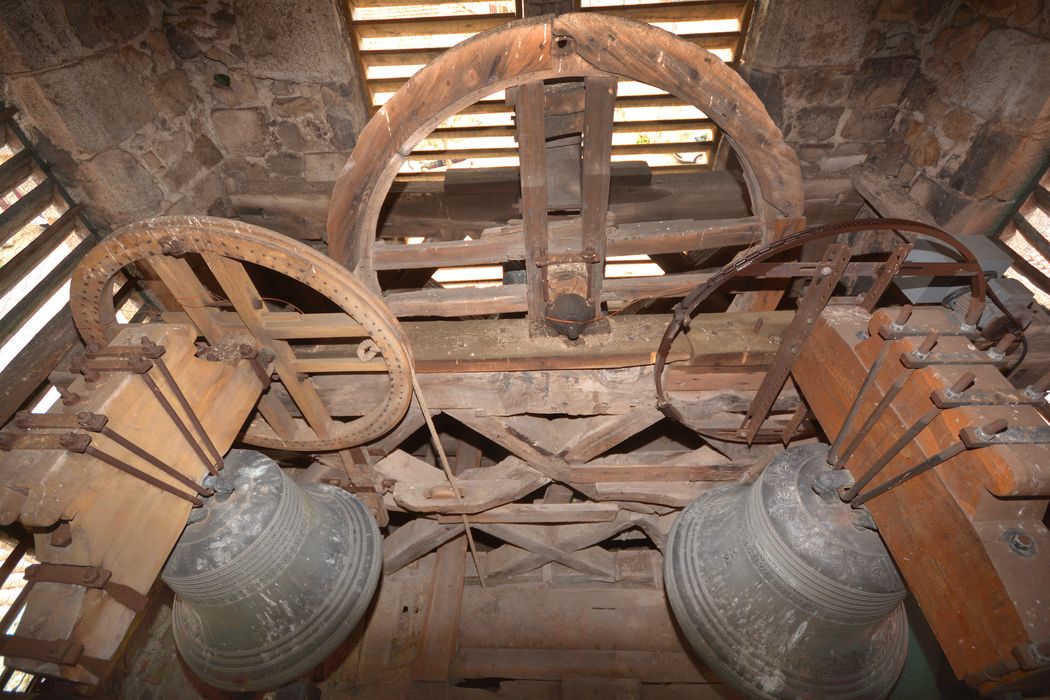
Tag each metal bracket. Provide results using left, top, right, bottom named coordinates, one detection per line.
left=960, top=425, right=1050, bottom=448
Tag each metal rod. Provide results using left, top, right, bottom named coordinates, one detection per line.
left=842, top=405, right=940, bottom=501
left=151, top=356, right=223, bottom=473
left=100, top=426, right=213, bottom=498
left=835, top=362, right=918, bottom=469
left=836, top=331, right=940, bottom=468
left=140, top=371, right=217, bottom=477
left=845, top=373, right=974, bottom=501
left=851, top=442, right=967, bottom=507
left=85, top=444, right=203, bottom=506
left=828, top=341, right=892, bottom=466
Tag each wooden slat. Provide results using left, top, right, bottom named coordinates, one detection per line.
left=0, top=180, right=53, bottom=247
left=427, top=118, right=714, bottom=142
left=0, top=205, right=80, bottom=301
left=0, top=235, right=91, bottom=348
left=261, top=312, right=368, bottom=339
left=580, top=1, right=746, bottom=23
left=0, top=307, right=79, bottom=426
left=1033, top=184, right=1050, bottom=212
left=0, top=541, right=28, bottom=588
left=436, top=503, right=620, bottom=524
left=0, top=149, right=34, bottom=194
left=385, top=270, right=717, bottom=317
left=515, top=81, right=549, bottom=324
left=372, top=217, right=760, bottom=270
left=353, top=14, right=515, bottom=39
left=353, top=0, right=508, bottom=8
left=403, top=142, right=712, bottom=162
left=581, top=76, right=618, bottom=305
left=1012, top=213, right=1050, bottom=262
left=994, top=238, right=1050, bottom=295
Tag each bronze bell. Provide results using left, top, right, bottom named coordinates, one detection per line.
left=665, top=444, right=909, bottom=700
left=161, top=450, right=382, bottom=691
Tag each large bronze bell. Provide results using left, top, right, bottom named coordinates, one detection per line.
left=665, top=444, right=909, bottom=700
left=161, top=450, right=382, bottom=691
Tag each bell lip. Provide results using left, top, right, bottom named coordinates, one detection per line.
left=171, top=486, right=382, bottom=692
left=665, top=479, right=910, bottom=700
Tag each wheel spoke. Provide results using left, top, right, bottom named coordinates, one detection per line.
left=201, top=253, right=338, bottom=440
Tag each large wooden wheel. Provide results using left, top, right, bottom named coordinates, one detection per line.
left=326, top=13, right=805, bottom=333
left=70, top=216, right=414, bottom=452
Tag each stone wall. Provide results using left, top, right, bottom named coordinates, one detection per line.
left=0, top=0, right=369, bottom=231
left=741, top=0, right=1050, bottom=235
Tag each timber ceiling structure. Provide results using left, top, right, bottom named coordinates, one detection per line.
left=0, top=2, right=1049, bottom=699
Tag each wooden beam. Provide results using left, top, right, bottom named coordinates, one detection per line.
left=560, top=407, right=665, bottom=463
left=0, top=149, right=33, bottom=194
left=0, top=180, right=53, bottom=247
left=0, top=205, right=81, bottom=301
left=436, top=503, right=619, bottom=524
left=581, top=76, right=618, bottom=306
left=383, top=519, right=465, bottom=575
left=0, top=235, right=92, bottom=349
left=0, top=307, right=80, bottom=427
left=515, top=80, right=550, bottom=325
left=371, top=217, right=761, bottom=270
left=412, top=534, right=467, bottom=682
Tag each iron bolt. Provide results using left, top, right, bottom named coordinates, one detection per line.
left=1005, top=529, right=1036, bottom=557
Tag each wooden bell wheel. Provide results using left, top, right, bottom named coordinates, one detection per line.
left=326, top=13, right=807, bottom=334
left=70, top=216, right=414, bottom=452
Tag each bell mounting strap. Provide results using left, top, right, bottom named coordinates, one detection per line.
left=0, top=563, right=148, bottom=676
left=653, top=218, right=987, bottom=436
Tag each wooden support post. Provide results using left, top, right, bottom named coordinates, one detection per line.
left=515, top=81, right=550, bottom=328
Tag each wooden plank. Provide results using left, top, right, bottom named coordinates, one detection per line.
left=1013, top=213, right=1050, bottom=262
left=561, top=407, right=665, bottom=463
left=413, top=535, right=468, bottom=682
left=384, top=519, right=465, bottom=575
left=372, top=217, right=760, bottom=270
left=0, top=205, right=81, bottom=301
left=480, top=514, right=640, bottom=579
left=0, top=306, right=80, bottom=427
left=515, top=80, right=550, bottom=325
left=581, top=1, right=746, bottom=23
left=567, top=460, right=746, bottom=484
left=0, top=149, right=33, bottom=194
left=262, top=312, right=367, bottom=339
left=592, top=481, right=718, bottom=507
left=472, top=523, right=615, bottom=580
left=429, top=119, right=714, bottom=141
left=384, top=271, right=722, bottom=317
left=850, top=163, right=936, bottom=226
left=0, top=180, right=53, bottom=247
left=0, top=541, right=28, bottom=587
left=353, top=15, right=515, bottom=40
left=0, top=235, right=92, bottom=349
left=436, top=503, right=619, bottom=524
left=452, top=649, right=709, bottom=684
left=581, top=76, right=618, bottom=305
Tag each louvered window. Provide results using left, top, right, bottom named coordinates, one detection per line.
left=347, top=0, right=754, bottom=178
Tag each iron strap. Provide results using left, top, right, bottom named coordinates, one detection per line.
left=653, top=218, right=988, bottom=437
